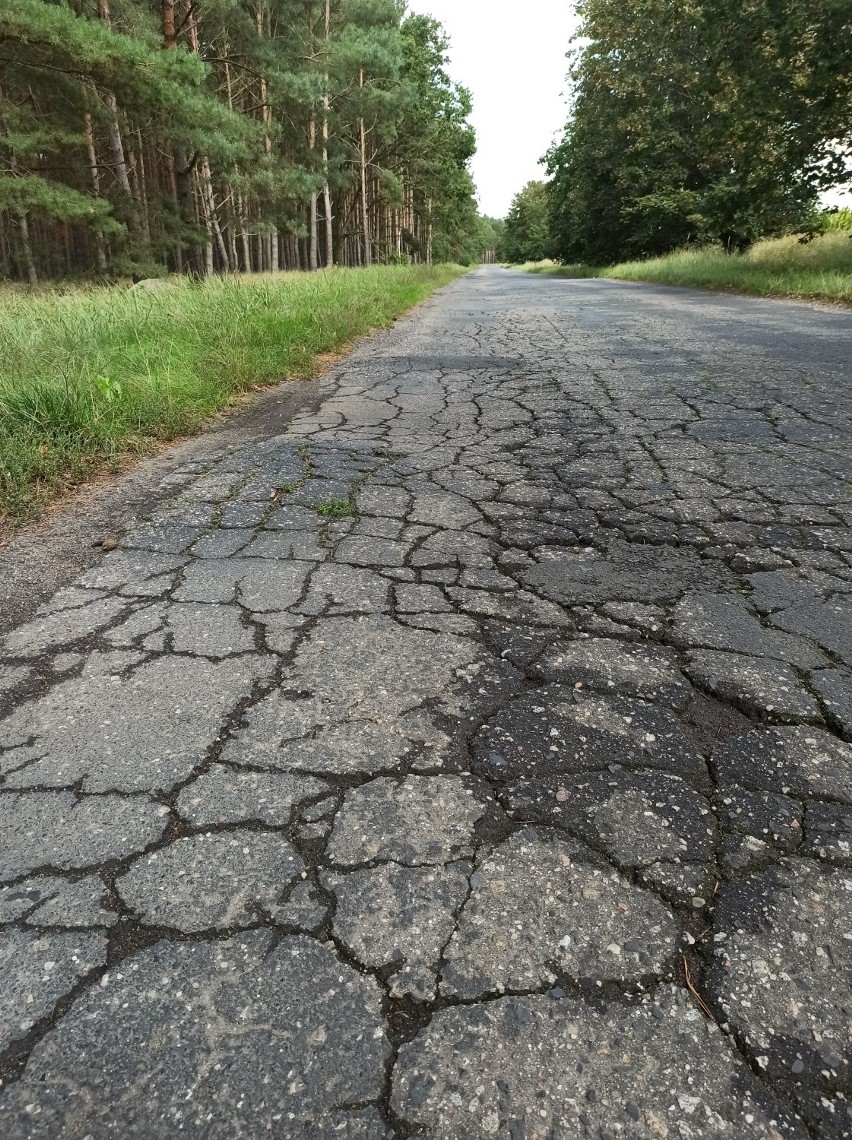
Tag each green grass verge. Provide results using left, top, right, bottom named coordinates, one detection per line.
left=0, top=264, right=467, bottom=525
left=518, top=231, right=852, bottom=304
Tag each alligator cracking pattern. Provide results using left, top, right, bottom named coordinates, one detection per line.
left=1, top=268, right=851, bottom=1139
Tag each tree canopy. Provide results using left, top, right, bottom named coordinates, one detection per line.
left=544, top=0, right=852, bottom=264
left=0, top=0, right=490, bottom=281
left=497, top=181, right=548, bottom=264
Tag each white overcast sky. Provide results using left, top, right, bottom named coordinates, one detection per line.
left=406, top=0, right=580, bottom=217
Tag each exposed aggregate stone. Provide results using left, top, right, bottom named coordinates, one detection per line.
left=327, top=775, right=486, bottom=866
left=175, top=765, right=328, bottom=826
left=0, top=929, right=106, bottom=1052
left=392, top=986, right=806, bottom=1139
left=117, top=830, right=305, bottom=931
left=440, top=829, right=678, bottom=997
left=0, top=655, right=272, bottom=793
left=0, top=933, right=389, bottom=1137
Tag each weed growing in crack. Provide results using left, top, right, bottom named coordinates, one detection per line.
left=316, top=496, right=356, bottom=518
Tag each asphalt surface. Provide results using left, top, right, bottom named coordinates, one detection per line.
left=1, top=266, right=851, bottom=1139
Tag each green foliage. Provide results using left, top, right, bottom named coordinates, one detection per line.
left=0, top=265, right=469, bottom=522
left=497, top=182, right=549, bottom=263
left=0, top=0, right=482, bottom=280
left=315, top=495, right=356, bottom=517
left=396, top=14, right=481, bottom=264
left=545, top=0, right=852, bottom=264
left=823, top=209, right=852, bottom=231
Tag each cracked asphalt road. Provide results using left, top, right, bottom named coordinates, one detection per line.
left=1, top=266, right=851, bottom=1139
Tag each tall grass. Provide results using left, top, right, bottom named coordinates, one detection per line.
left=0, top=265, right=466, bottom=524
left=521, top=230, right=852, bottom=304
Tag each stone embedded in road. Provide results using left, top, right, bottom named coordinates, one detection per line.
left=0, top=932, right=390, bottom=1139
left=392, top=986, right=805, bottom=1139
left=326, top=862, right=469, bottom=999
left=335, top=534, right=409, bottom=567
left=0, top=655, right=271, bottom=793
left=0, top=928, right=106, bottom=1051
left=748, top=569, right=827, bottom=614
left=295, top=563, right=391, bottom=615
left=685, top=649, right=822, bottom=722
left=173, top=557, right=312, bottom=609
left=408, top=487, right=482, bottom=529
left=447, top=584, right=573, bottom=628
left=274, top=880, right=329, bottom=931
left=0, top=792, right=168, bottom=882
left=299, top=1110, right=393, bottom=1139
left=717, top=784, right=804, bottom=874
left=77, top=549, right=187, bottom=593
left=440, top=829, right=678, bottom=998
left=117, top=830, right=303, bottom=931
left=532, top=636, right=690, bottom=708
left=0, top=664, right=31, bottom=697
left=474, top=687, right=707, bottom=784
left=356, top=484, right=410, bottom=518
left=176, top=765, right=328, bottom=826
left=714, top=726, right=852, bottom=801
left=394, top=582, right=452, bottom=613
left=220, top=616, right=498, bottom=775
left=802, top=802, right=852, bottom=865
left=708, top=859, right=852, bottom=1096
left=328, top=775, right=486, bottom=866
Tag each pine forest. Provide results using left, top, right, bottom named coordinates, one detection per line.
left=0, top=0, right=489, bottom=282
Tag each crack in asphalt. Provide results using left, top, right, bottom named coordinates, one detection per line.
left=0, top=268, right=851, bottom=1138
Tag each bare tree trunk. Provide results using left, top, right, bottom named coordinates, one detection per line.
left=237, top=193, right=251, bottom=271
left=161, top=0, right=197, bottom=271
left=359, top=70, right=371, bottom=268
left=254, top=4, right=278, bottom=272
left=97, top=0, right=135, bottom=235
left=83, top=110, right=109, bottom=272
left=309, top=114, right=318, bottom=271
left=126, top=132, right=151, bottom=246
left=102, top=92, right=131, bottom=198
left=17, top=210, right=38, bottom=287
left=135, top=129, right=151, bottom=245
left=162, top=0, right=177, bottom=47
left=201, top=159, right=229, bottom=271
left=321, top=0, right=333, bottom=267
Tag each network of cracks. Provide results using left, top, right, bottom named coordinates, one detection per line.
left=0, top=298, right=851, bottom=1139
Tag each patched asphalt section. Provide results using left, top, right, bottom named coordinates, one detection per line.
left=1, top=268, right=851, bottom=1137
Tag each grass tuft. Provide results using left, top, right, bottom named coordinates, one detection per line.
left=518, top=231, right=852, bottom=304
left=0, top=265, right=467, bottom=526
left=315, top=496, right=356, bottom=518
